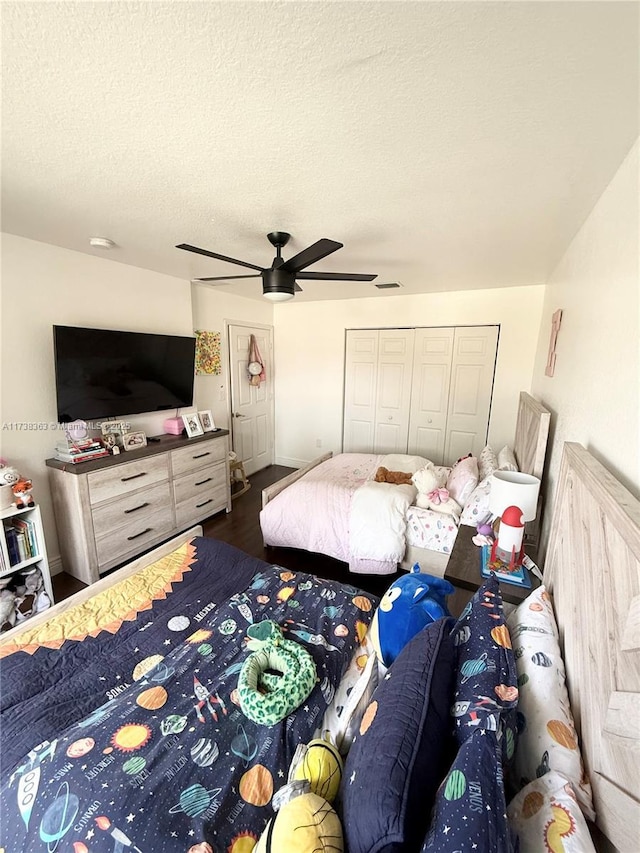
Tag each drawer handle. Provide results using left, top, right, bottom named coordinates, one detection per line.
left=124, top=502, right=149, bottom=515
left=127, top=527, right=152, bottom=541
left=193, top=452, right=211, bottom=459
left=195, top=477, right=212, bottom=486
left=196, top=498, right=213, bottom=509
left=121, top=472, right=147, bottom=482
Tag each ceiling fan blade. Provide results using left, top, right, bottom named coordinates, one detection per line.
left=294, top=282, right=303, bottom=292
left=279, top=239, right=343, bottom=273
left=296, top=271, right=377, bottom=281
left=193, top=275, right=262, bottom=282
left=176, top=243, right=264, bottom=272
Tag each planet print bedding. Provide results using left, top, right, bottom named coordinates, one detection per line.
left=0, top=536, right=376, bottom=852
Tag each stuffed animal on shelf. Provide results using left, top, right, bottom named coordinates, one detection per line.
left=0, top=588, right=16, bottom=632
left=374, top=466, right=414, bottom=486
left=412, top=461, right=461, bottom=519
left=11, top=478, right=35, bottom=509
left=0, top=460, right=20, bottom=487
left=370, top=564, right=455, bottom=667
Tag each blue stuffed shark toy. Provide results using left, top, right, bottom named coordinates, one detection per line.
left=370, top=564, right=454, bottom=667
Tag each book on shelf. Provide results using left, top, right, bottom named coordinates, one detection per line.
left=5, top=527, right=21, bottom=566
left=480, top=544, right=532, bottom=588
left=12, top=517, right=37, bottom=558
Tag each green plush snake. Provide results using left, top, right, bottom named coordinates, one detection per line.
left=238, top=620, right=317, bottom=727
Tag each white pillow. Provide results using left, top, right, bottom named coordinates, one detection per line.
left=478, top=445, right=498, bottom=480
left=379, top=454, right=429, bottom=474
left=459, top=475, right=493, bottom=525
left=322, top=636, right=379, bottom=755
left=498, top=445, right=519, bottom=472
left=507, top=586, right=594, bottom=819
left=508, top=771, right=596, bottom=853
left=446, top=455, right=479, bottom=507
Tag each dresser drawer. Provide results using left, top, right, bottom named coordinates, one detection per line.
left=175, top=482, right=228, bottom=528
left=171, top=438, right=227, bottom=478
left=88, top=455, right=169, bottom=505
left=95, top=504, right=174, bottom=566
left=91, top=481, right=172, bottom=540
left=173, top=461, right=226, bottom=505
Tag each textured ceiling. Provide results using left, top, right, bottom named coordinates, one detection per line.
left=2, top=1, right=638, bottom=302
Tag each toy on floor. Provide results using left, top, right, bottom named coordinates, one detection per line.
left=412, top=461, right=461, bottom=519
left=374, top=466, right=413, bottom=486
left=370, top=563, right=455, bottom=667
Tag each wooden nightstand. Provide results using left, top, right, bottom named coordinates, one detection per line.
left=445, top=524, right=542, bottom=606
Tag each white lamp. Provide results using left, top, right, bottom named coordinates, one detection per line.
left=488, top=471, right=541, bottom=569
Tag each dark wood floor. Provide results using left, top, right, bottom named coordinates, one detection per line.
left=52, top=465, right=403, bottom=603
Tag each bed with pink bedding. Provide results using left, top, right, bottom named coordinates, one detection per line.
left=260, top=452, right=428, bottom=575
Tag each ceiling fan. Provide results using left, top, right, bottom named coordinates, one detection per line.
left=176, top=232, right=377, bottom=302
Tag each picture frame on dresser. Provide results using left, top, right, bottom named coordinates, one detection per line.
left=182, top=413, right=204, bottom=438
left=198, top=410, right=215, bottom=432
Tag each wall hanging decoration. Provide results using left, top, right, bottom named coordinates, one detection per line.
left=248, top=334, right=265, bottom=386
left=545, top=309, right=563, bottom=377
left=195, top=330, right=222, bottom=375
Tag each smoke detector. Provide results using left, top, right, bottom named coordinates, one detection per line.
left=89, top=237, right=116, bottom=249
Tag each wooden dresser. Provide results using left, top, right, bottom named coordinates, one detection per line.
left=46, top=431, right=231, bottom=584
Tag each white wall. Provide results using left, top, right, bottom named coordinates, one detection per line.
left=273, top=286, right=546, bottom=466
left=190, top=282, right=273, bottom=432
left=0, top=234, right=194, bottom=570
left=532, top=140, right=639, bottom=519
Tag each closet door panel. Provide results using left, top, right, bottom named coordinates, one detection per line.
left=343, top=331, right=378, bottom=452
left=444, top=327, right=499, bottom=464
left=373, top=330, right=414, bottom=454
left=407, top=328, right=454, bottom=464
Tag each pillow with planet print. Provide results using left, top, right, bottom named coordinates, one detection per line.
left=421, top=727, right=515, bottom=853
left=507, top=770, right=596, bottom=853
left=506, top=585, right=595, bottom=820
left=451, top=575, right=519, bottom=762
left=342, top=617, right=457, bottom=853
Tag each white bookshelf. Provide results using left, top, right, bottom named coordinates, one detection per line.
left=0, top=503, right=55, bottom=622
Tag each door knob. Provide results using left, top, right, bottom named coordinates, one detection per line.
left=388, top=416, right=393, bottom=421
left=233, top=412, right=245, bottom=418
left=428, top=418, right=433, bottom=424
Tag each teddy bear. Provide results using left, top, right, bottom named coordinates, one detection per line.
left=411, top=461, right=461, bottom=519
left=374, top=466, right=414, bottom=486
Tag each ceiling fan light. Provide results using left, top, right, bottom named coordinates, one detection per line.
left=263, top=291, right=294, bottom=302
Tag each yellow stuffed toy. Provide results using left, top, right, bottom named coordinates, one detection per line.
left=255, top=734, right=344, bottom=852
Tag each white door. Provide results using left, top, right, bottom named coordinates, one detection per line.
left=373, top=329, right=414, bottom=454
left=228, top=324, right=274, bottom=476
left=407, top=327, right=455, bottom=463
left=444, top=326, right=499, bottom=464
left=343, top=330, right=379, bottom=452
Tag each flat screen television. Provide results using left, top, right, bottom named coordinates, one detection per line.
left=53, top=325, right=196, bottom=422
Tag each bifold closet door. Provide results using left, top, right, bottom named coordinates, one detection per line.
left=444, top=326, right=499, bottom=463
left=373, top=329, right=414, bottom=454
left=343, top=330, right=379, bottom=452
left=407, top=328, right=455, bottom=463
left=343, top=329, right=414, bottom=453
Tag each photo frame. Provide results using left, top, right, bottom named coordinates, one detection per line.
left=122, top=431, right=148, bottom=451
left=101, top=420, right=127, bottom=448
left=182, top=413, right=204, bottom=438
left=198, top=410, right=215, bottom=432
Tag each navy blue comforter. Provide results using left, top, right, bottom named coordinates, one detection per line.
left=0, top=537, right=376, bottom=852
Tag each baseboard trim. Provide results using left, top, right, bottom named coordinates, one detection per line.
left=49, top=555, right=63, bottom=576
left=275, top=456, right=307, bottom=469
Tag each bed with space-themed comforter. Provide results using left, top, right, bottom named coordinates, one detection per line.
left=0, top=536, right=376, bottom=853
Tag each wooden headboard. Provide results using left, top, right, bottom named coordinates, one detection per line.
left=514, top=391, right=551, bottom=479
left=545, top=442, right=640, bottom=852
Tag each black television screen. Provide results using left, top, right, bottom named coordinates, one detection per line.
left=53, top=325, right=196, bottom=422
